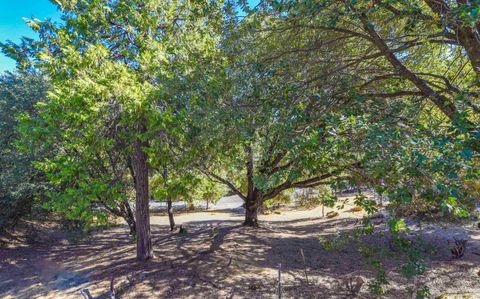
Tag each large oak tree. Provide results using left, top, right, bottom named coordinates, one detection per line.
left=187, top=14, right=366, bottom=226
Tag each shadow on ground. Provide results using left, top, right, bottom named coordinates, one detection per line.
left=1, top=214, right=480, bottom=298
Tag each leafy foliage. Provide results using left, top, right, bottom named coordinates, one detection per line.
left=0, top=71, right=49, bottom=230
left=0, top=0, right=479, bottom=289
left=2, top=0, right=226, bottom=234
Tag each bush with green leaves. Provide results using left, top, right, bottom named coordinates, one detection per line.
left=0, top=71, right=49, bottom=231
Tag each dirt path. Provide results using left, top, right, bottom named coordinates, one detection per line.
left=2, top=199, right=480, bottom=298
left=150, top=195, right=340, bottom=227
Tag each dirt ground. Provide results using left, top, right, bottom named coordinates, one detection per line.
left=1, top=197, right=480, bottom=299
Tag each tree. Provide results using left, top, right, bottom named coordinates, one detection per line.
left=151, top=157, right=225, bottom=230
left=187, top=13, right=365, bottom=226
left=151, top=169, right=197, bottom=231
left=2, top=0, right=225, bottom=260
left=255, top=0, right=479, bottom=152
left=196, top=177, right=225, bottom=210
left=0, top=71, right=49, bottom=231
left=232, top=0, right=480, bottom=219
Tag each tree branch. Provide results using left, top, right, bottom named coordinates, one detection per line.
left=199, top=169, right=247, bottom=201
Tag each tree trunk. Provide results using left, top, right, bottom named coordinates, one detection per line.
left=123, top=201, right=136, bottom=236
left=243, top=144, right=259, bottom=227
left=244, top=198, right=259, bottom=227
left=100, top=199, right=136, bottom=236
left=457, top=26, right=480, bottom=77
left=133, top=132, right=153, bottom=261
left=425, top=0, right=480, bottom=76
left=167, top=199, right=176, bottom=231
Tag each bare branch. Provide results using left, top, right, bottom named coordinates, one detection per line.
left=200, top=169, right=247, bottom=201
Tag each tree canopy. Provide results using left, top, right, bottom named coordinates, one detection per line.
left=1, top=0, right=478, bottom=262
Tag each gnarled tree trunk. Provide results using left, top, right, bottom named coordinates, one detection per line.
left=99, top=199, right=136, bottom=236
left=121, top=201, right=136, bottom=236
left=133, top=130, right=153, bottom=261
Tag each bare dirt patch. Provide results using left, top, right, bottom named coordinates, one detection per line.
left=1, top=201, right=480, bottom=298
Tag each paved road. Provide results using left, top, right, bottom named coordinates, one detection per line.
left=149, top=195, right=244, bottom=211
left=148, top=195, right=350, bottom=227
left=150, top=195, right=246, bottom=226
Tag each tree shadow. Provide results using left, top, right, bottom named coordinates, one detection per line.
left=2, top=217, right=480, bottom=298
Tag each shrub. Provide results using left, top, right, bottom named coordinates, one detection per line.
left=295, top=186, right=334, bottom=209
left=262, top=190, right=292, bottom=213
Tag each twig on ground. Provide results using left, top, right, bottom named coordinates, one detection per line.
left=110, top=276, right=115, bottom=299
left=344, top=277, right=364, bottom=297
left=277, top=263, right=282, bottom=299
left=450, top=238, right=467, bottom=259
left=197, top=275, right=222, bottom=289
left=80, top=288, right=93, bottom=299
left=226, top=256, right=232, bottom=267
left=300, top=248, right=309, bottom=284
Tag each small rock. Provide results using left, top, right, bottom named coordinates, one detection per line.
left=326, top=211, right=339, bottom=218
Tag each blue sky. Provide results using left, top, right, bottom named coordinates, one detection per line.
left=0, top=0, right=61, bottom=72
left=0, top=0, right=259, bottom=73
